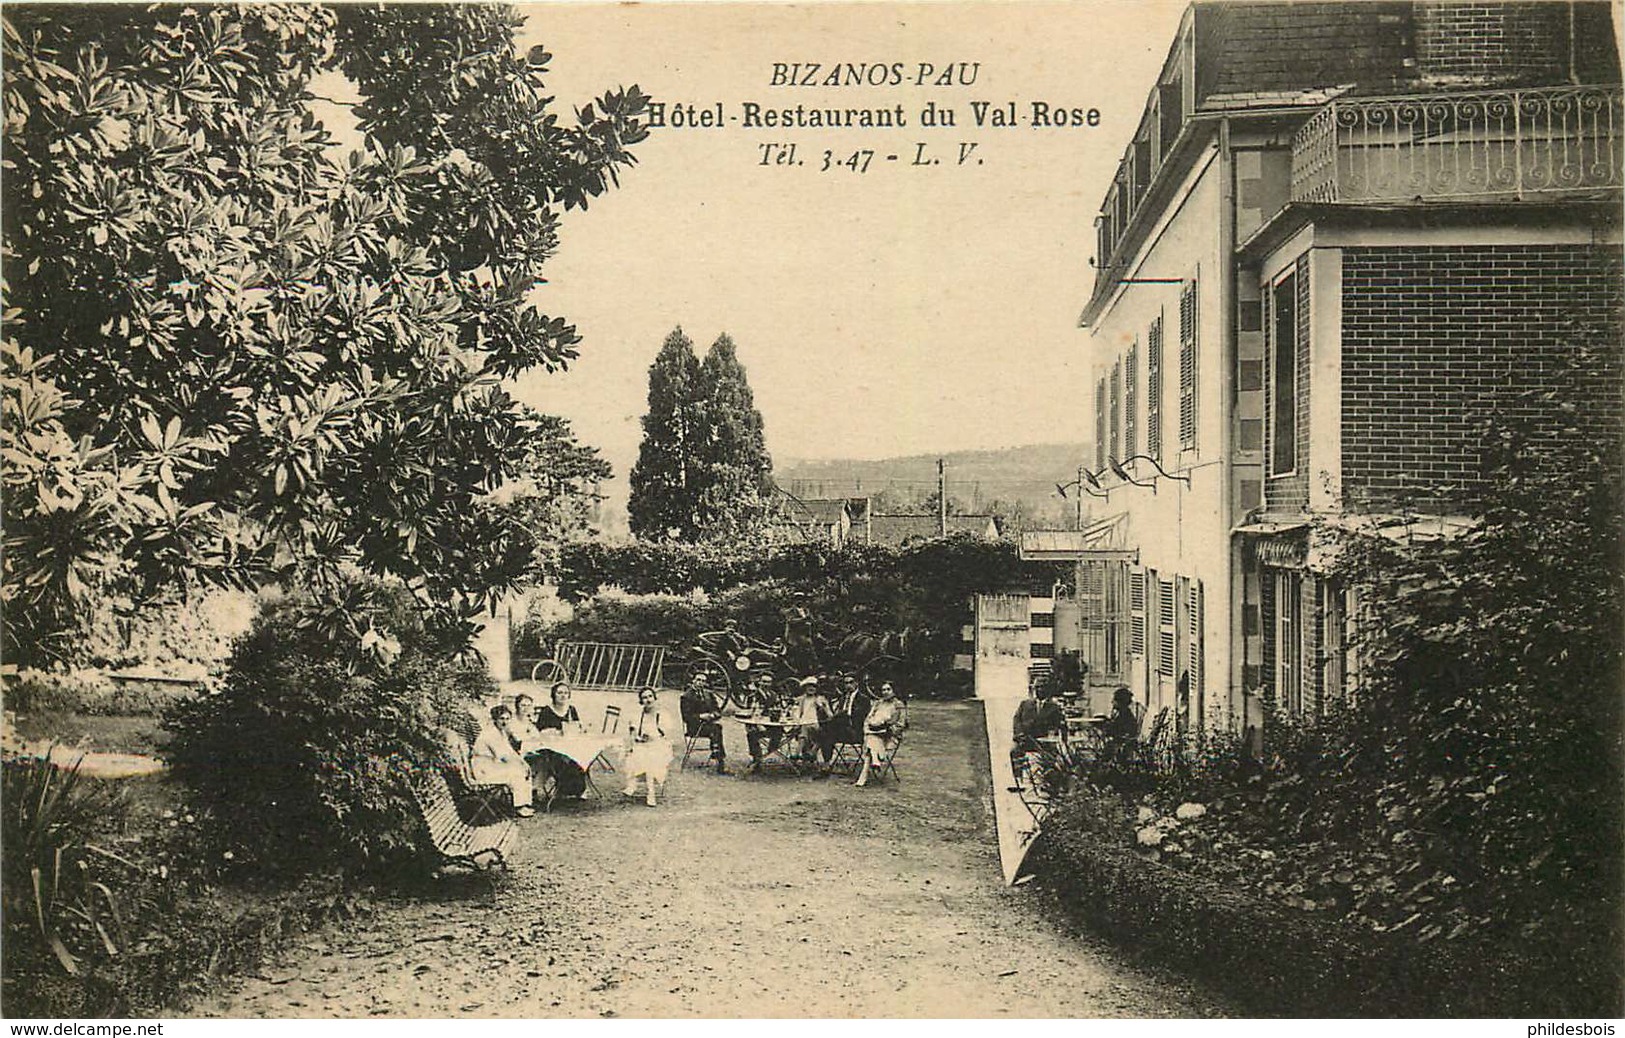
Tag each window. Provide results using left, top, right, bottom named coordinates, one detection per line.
left=1178, top=279, right=1198, bottom=451
left=1109, top=360, right=1121, bottom=462
left=1320, top=580, right=1359, bottom=707
left=1274, top=570, right=1303, bottom=714
left=1147, top=314, right=1163, bottom=461
left=1125, top=342, right=1138, bottom=458
left=1158, top=80, right=1182, bottom=159
left=1269, top=272, right=1298, bottom=476
left=1094, top=378, right=1107, bottom=472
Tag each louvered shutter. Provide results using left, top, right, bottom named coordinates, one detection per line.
left=1095, top=378, right=1107, bottom=472
left=1178, top=279, right=1198, bottom=450
left=1129, top=570, right=1146, bottom=657
left=1147, top=316, right=1163, bottom=461
left=1158, top=578, right=1176, bottom=676
left=1125, top=342, right=1138, bottom=458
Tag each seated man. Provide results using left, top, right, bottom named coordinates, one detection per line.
left=824, top=672, right=869, bottom=750
left=791, top=676, right=835, bottom=777
left=741, top=671, right=785, bottom=774
left=1010, top=684, right=1067, bottom=788
left=680, top=672, right=730, bottom=774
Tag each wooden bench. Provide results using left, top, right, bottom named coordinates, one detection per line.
left=406, top=767, right=516, bottom=873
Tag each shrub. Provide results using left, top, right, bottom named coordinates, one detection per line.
left=4, top=669, right=203, bottom=718
left=1031, top=789, right=1554, bottom=1016
left=162, top=579, right=496, bottom=877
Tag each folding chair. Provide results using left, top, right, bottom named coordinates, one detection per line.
left=437, top=728, right=517, bottom=823
left=827, top=738, right=864, bottom=774
left=864, top=732, right=904, bottom=784
left=1007, top=745, right=1052, bottom=834
left=594, top=705, right=622, bottom=775
left=680, top=730, right=714, bottom=770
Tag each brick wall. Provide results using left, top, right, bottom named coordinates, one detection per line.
left=1341, top=244, right=1623, bottom=512
left=1197, top=3, right=1413, bottom=99
left=1414, top=2, right=1571, bottom=85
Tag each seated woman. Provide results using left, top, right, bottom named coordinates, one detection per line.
left=621, top=686, right=670, bottom=807
left=531, top=682, right=589, bottom=800
left=855, top=681, right=907, bottom=787
left=535, top=682, right=584, bottom=732
left=504, top=694, right=549, bottom=754
left=472, top=704, right=536, bottom=816
left=1104, top=686, right=1140, bottom=762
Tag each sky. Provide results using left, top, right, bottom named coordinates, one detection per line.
left=494, top=1, right=1191, bottom=495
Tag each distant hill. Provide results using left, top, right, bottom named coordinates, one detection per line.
left=776, top=442, right=1092, bottom=529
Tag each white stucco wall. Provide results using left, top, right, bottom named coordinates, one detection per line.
left=1084, top=145, right=1237, bottom=731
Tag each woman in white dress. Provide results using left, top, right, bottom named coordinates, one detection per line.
left=622, top=687, right=671, bottom=806
left=855, top=682, right=907, bottom=788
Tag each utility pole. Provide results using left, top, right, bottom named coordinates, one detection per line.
left=1076, top=465, right=1085, bottom=531
left=937, top=457, right=947, bottom=537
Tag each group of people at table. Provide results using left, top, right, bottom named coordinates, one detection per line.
left=460, top=671, right=907, bottom=815
left=1009, top=682, right=1141, bottom=792
left=679, top=669, right=906, bottom=785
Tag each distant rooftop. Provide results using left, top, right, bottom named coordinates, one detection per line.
left=869, top=513, right=1000, bottom=547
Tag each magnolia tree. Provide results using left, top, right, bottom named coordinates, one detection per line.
left=1, top=4, right=648, bottom=665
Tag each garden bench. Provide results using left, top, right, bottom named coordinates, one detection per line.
left=406, top=767, right=515, bottom=873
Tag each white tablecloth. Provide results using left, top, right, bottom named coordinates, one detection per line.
left=537, top=732, right=620, bottom=769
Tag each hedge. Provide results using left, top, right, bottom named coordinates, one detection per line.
left=525, top=535, right=1066, bottom=693
left=1030, top=793, right=1622, bottom=1017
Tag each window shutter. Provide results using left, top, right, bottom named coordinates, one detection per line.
left=1129, top=570, right=1146, bottom=657
left=1189, top=579, right=1203, bottom=703
left=1095, top=378, right=1107, bottom=472
left=1178, top=279, right=1198, bottom=450
left=1109, top=360, right=1121, bottom=462
left=1158, top=578, right=1176, bottom=676
left=1147, top=316, right=1163, bottom=461
left=1125, top=342, right=1138, bottom=458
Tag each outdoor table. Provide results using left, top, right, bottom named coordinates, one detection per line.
left=537, top=730, right=621, bottom=770
left=535, top=730, right=622, bottom=801
left=734, top=715, right=811, bottom=774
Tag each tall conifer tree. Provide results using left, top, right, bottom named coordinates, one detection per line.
left=695, top=333, right=774, bottom=542
left=628, top=327, right=702, bottom=539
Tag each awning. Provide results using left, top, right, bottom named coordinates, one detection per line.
left=1234, top=520, right=1309, bottom=569
left=1019, top=515, right=1137, bottom=560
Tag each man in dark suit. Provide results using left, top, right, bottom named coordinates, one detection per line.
left=680, top=671, right=730, bottom=774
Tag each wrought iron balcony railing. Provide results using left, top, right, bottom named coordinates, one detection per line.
left=1291, top=85, right=1622, bottom=204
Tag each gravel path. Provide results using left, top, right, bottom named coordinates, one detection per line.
left=203, top=702, right=1226, bottom=1018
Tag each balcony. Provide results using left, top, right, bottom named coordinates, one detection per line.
left=1291, top=86, right=1622, bottom=204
